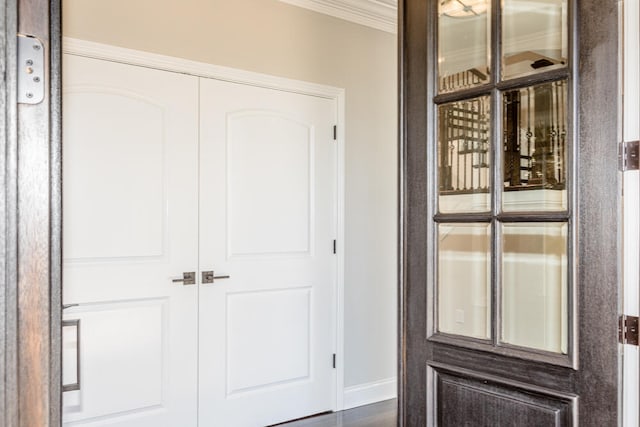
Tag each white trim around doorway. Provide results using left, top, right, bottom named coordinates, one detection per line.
left=62, top=36, right=348, bottom=412
left=622, top=0, right=640, bottom=425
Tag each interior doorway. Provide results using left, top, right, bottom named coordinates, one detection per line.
left=59, top=2, right=399, bottom=423
left=61, top=41, right=344, bottom=426
left=0, top=0, right=396, bottom=425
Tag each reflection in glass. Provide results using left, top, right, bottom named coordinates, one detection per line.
left=501, top=223, right=568, bottom=353
left=440, top=0, right=488, bottom=17
left=438, top=0, right=490, bottom=93
left=438, top=223, right=491, bottom=339
left=439, top=96, right=491, bottom=213
left=502, top=81, right=567, bottom=211
left=502, top=0, right=568, bottom=79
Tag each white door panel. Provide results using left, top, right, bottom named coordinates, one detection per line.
left=226, top=112, right=313, bottom=256
left=199, top=79, right=336, bottom=427
left=63, top=54, right=337, bottom=426
left=62, top=55, right=199, bottom=427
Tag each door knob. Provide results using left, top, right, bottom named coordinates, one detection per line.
left=171, top=272, right=196, bottom=285
left=202, top=271, right=230, bottom=284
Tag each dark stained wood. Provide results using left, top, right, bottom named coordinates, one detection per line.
left=49, top=0, right=62, bottom=425
left=432, top=344, right=576, bottom=392
left=17, top=0, right=52, bottom=417
left=398, top=0, right=430, bottom=426
left=399, top=0, right=620, bottom=425
left=437, top=373, right=573, bottom=427
left=277, top=399, right=397, bottom=427
left=2, top=1, right=20, bottom=426
left=575, top=0, right=620, bottom=424
left=0, top=0, right=63, bottom=426
left=0, top=0, right=7, bottom=420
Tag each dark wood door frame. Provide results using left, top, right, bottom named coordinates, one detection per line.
left=1, top=0, right=62, bottom=425
left=399, top=0, right=621, bottom=425
left=398, top=0, right=429, bottom=425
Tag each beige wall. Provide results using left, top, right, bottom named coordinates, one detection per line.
left=63, top=0, right=398, bottom=390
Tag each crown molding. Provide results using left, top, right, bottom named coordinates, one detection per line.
left=279, top=0, right=397, bottom=33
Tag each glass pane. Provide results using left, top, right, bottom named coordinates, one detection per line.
left=502, top=81, right=567, bottom=211
left=439, top=96, right=491, bottom=213
left=438, top=223, right=491, bottom=339
left=501, top=223, right=568, bottom=353
left=438, top=0, right=490, bottom=93
left=502, top=0, right=568, bottom=79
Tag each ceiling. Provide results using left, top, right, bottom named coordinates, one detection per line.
left=278, top=0, right=398, bottom=33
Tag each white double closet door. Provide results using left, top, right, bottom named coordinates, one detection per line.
left=62, top=54, right=337, bottom=427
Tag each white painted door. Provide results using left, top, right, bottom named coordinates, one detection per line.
left=198, top=79, right=337, bottom=426
left=62, top=55, right=199, bottom=426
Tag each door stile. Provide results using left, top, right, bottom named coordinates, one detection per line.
left=490, top=0, right=502, bottom=354
left=1, top=0, right=18, bottom=425
left=50, top=0, right=62, bottom=425
left=9, top=0, right=62, bottom=425
left=575, top=0, right=620, bottom=424
left=398, top=0, right=430, bottom=425
left=425, top=0, right=437, bottom=423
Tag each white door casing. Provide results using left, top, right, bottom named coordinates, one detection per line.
left=62, top=54, right=199, bottom=426
left=623, top=0, right=640, bottom=425
left=62, top=41, right=345, bottom=426
left=198, top=78, right=337, bottom=426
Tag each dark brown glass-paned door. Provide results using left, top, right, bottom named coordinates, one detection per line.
left=400, top=0, right=619, bottom=425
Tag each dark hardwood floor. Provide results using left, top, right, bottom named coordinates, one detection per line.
left=274, top=399, right=397, bottom=427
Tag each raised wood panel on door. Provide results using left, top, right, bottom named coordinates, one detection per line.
left=435, top=370, right=574, bottom=426
left=62, top=54, right=198, bottom=427
left=198, top=78, right=337, bottom=427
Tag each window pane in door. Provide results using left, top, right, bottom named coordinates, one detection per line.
left=438, top=0, right=490, bottom=93
left=502, top=80, right=567, bottom=211
left=439, top=96, right=491, bottom=213
left=501, top=222, right=568, bottom=353
left=438, top=223, right=491, bottom=339
left=502, top=0, right=568, bottom=79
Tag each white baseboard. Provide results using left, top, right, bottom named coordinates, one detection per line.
left=342, top=377, right=397, bottom=410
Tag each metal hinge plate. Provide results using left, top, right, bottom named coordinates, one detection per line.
left=619, top=140, right=640, bottom=171
left=619, top=315, right=639, bottom=345
left=17, top=34, right=45, bottom=104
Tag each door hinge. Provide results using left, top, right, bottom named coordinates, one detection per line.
left=333, top=239, right=336, bottom=254
left=17, top=34, right=45, bottom=104
left=332, top=353, right=336, bottom=369
left=333, top=125, right=337, bottom=141
left=619, top=140, right=639, bottom=171
left=619, top=314, right=639, bottom=345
